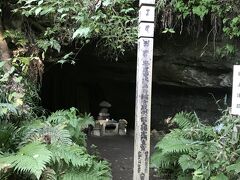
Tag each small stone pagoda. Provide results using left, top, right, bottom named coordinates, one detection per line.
left=92, top=101, right=127, bottom=136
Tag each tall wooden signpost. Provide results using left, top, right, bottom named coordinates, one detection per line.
left=134, top=1, right=155, bottom=180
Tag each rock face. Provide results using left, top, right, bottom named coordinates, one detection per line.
left=153, top=40, right=234, bottom=88
left=150, top=39, right=234, bottom=128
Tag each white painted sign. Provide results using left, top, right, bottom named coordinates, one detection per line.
left=139, top=6, right=155, bottom=22
left=134, top=38, right=154, bottom=180
left=134, top=2, right=155, bottom=180
left=231, top=65, right=240, bottom=115
left=138, top=22, right=154, bottom=38
left=139, top=0, right=155, bottom=6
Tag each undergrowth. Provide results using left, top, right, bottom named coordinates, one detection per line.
left=151, top=111, right=240, bottom=180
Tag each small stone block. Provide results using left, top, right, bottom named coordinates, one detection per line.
left=139, top=6, right=155, bottom=22
left=138, top=22, right=154, bottom=38
left=119, top=129, right=127, bottom=136
left=92, top=128, right=101, bottom=136
left=102, top=122, right=119, bottom=136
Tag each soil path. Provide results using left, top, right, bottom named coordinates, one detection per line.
left=87, top=134, right=159, bottom=180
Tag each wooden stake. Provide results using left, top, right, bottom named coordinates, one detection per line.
left=134, top=1, right=155, bottom=180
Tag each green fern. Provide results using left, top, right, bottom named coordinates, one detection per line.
left=151, top=129, right=195, bottom=174
left=62, top=169, right=111, bottom=180
left=173, top=112, right=199, bottom=129
left=0, top=121, right=17, bottom=150
left=152, top=111, right=240, bottom=179
left=78, top=113, right=95, bottom=130
left=0, top=108, right=111, bottom=179
left=47, top=108, right=94, bottom=129
left=178, top=155, right=200, bottom=172
left=46, top=108, right=94, bottom=146
left=22, top=123, right=72, bottom=145
left=49, top=144, right=92, bottom=168
left=226, top=161, right=240, bottom=174
left=41, top=167, right=57, bottom=180
left=0, top=142, right=52, bottom=179
left=47, top=109, right=70, bottom=125
left=156, top=130, right=194, bottom=154
left=151, top=150, right=177, bottom=168
left=90, top=160, right=112, bottom=178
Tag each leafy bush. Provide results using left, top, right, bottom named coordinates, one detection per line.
left=151, top=111, right=240, bottom=179
left=0, top=61, right=36, bottom=120
left=16, top=0, right=137, bottom=60
left=156, top=0, right=240, bottom=38
left=0, top=108, right=111, bottom=180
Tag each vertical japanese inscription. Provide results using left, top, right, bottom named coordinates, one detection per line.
left=134, top=1, right=155, bottom=180
left=134, top=37, right=154, bottom=180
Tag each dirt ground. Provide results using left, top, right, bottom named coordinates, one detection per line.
left=87, top=133, right=160, bottom=180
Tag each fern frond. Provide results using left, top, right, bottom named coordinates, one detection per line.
left=22, top=123, right=72, bottom=145
left=156, top=131, right=194, bottom=154
left=62, top=169, right=111, bottom=180
left=226, top=161, right=240, bottom=173
left=41, top=167, right=57, bottom=180
left=0, top=142, right=52, bottom=179
left=47, top=108, right=94, bottom=130
left=173, top=112, right=199, bottom=129
left=0, top=121, right=17, bottom=150
left=49, top=144, right=92, bottom=168
left=178, top=154, right=200, bottom=172
left=151, top=150, right=177, bottom=168
left=89, top=160, right=112, bottom=179
left=78, top=113, right=95, bottom=130
left=161, top=137, right=193, bottom=154
left=47, top=110, right=69, bottom=125
left=46, top=108, right=94, bottom=146
left=47, top=108, right=80, bottom=125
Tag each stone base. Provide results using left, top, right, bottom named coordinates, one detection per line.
left=92, top=128, right=101, bottom=136
left=102, top=122, right=119, bottom=136
left=93, top=120, right=128, bottom=136
left=119, top=129, right=127, bottom=136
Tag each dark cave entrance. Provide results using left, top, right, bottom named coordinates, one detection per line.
left=41, top=51, right=232, bottom=130
left=41, top=57, right=136, bottom=129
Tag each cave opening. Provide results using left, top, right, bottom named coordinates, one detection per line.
left=41, top=55, right=137, bottom=129
left=40, top=49, right=232, bottom=131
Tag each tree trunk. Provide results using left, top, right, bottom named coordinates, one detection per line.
left=0, top=13, right=11, bottom=70
left=0, top=16, right=10, bottom=61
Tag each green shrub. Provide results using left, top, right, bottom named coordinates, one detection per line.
left=0, top=108, right=111, bottom=180
left=151, top=111, right=240, bottom=180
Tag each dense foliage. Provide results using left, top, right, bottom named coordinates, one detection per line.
left=156, top=0, right=240, bottom=38
left=155, top=0, right=240, bottom=58
left=0, top=60, right=42, bottom=120
left=1, top=1, right=240, bottom=179
left=2, top=0, right=240, bottom=62
left=0, top=106, right=111, bottom=180
left=151, top=111, right=240, bottom=179
left=0, top=61, right=111, bottom=179
left=13, top=0, right=137, bottom=61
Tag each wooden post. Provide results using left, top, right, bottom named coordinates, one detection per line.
left=133, top=1, right=155, bottom=180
